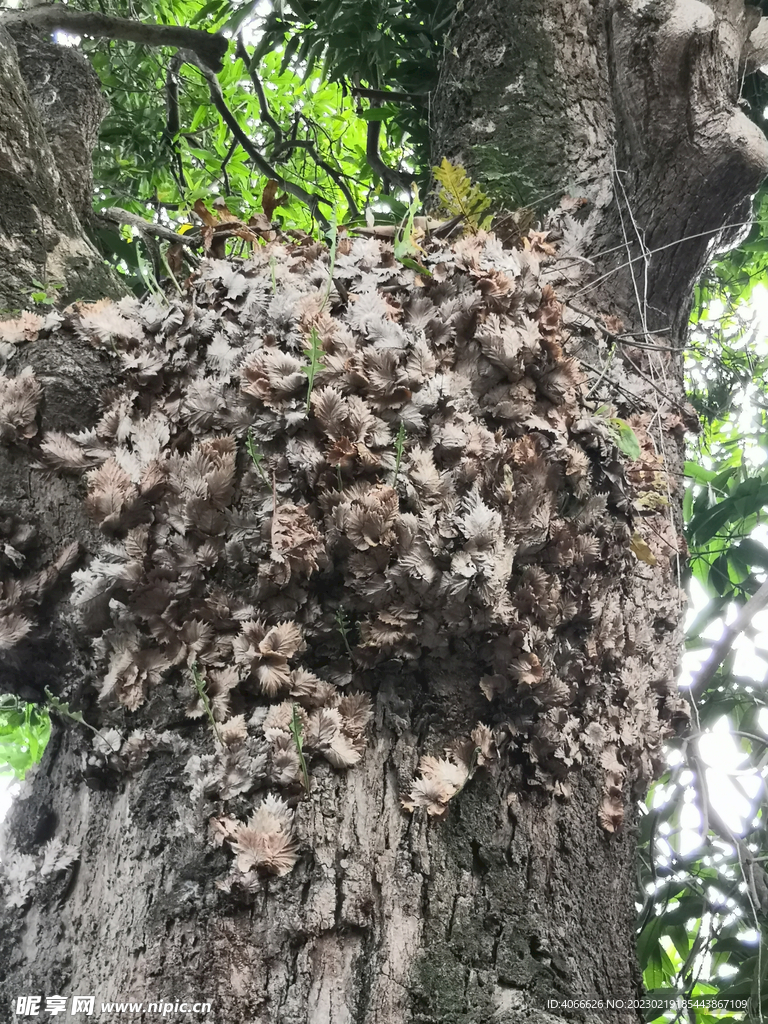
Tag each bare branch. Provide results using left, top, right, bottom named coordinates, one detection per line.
left=277, top=138, right=360, bottom=218
left=619, top=347, right=688, bottom=412
left=687, top=745, right=768, bottom=914
left=688, top=578, right=768, bottom=700
left=277, top=118, right=360, bottom=218
left=219, top=138, right=238, bottom=196
left=365, top=116, right=415, bottom=192
left=98, top=207, right=200, bottom=249
left=350, top=215, right=463, bottom=239
left=1, top=5, right=228, bottom=71
left=164, top=54, right=187, bottom=189
left=183, top=51, right=331, bottom=227
left=564, top=301, right=682, bottom=352
left=235, top=35, right=283, bottom=155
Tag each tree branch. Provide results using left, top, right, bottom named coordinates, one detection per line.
left=219, top=138, right=238, bottom=196
left=275, top=136, right=359, bottom=217
left=365, top=115, right=415, bottom=193
left=278, top=120, right=360, bottom=218
left=687, top=745, right=768, bottom=914
left=183, top=51, right=331, bottom=227
left=163, top=54, right=187, bottom=189
left=688, top=577, right=768, bottom=700
left=351, top=86, right=421, bottom=103
left=235, top=35, right=283, bottom=155
left=0, top=5, right=228, bottom=71
left=98, top=207, right=201, bottom=249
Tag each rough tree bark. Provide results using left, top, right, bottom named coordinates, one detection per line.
left=432, top=0, right=768, bottom=330
left=0, top=3, right=766, bottom=1024
left=0, top=27, right=124, bottom=314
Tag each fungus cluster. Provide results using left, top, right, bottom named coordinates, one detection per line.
left=0, top=216, right=687, bottom=882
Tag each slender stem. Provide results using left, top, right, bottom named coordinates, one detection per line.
left=235, top=35, right=284, bottom=153
left=688, top=578, right=768, bottom=699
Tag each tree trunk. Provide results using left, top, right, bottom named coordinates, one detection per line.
left=0, top=28, right=123, bottom=314
left=432, top=0, right=768, bottom=332
left=0, top=3, right=766, bottom=1023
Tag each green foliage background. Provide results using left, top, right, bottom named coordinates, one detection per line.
left=0, top=698, right=50, bottom=782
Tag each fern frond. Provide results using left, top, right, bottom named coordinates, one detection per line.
left=432, top=158, right=491, bottom=233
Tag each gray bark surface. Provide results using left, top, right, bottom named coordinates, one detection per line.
left=432, top=0, right=768, bottom=332
left=10, top=30, right=108, bottom=227
left=1, top=2, right=766, bottom=1023
left=0, top=28, right=122, bottom=313
left=1, top=725, right=642, bottom=1023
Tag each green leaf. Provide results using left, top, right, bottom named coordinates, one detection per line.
left=280, top=34, right=302, bottom=73
left=711, top=551, right=731, bottom=595
left=358, top=104, right=400, bottom=121
left=190, top=0, right=226, bottom=24
left=737, top=238, right=768, bottom=253
left=301, top=327, right=327, bottom=413
left=189, top=104, right=209, bottom=132
left=431, top=156, right=490, bottom=231
left=0, top=701, right=51, bottom=780
left=398, top=255, right=432, bottom=276
left=684, top=461, right=720, bottom=485
left=224, top=0, right=260, bottom=34
left=734, top=536, right=768, bottom=570
left=610, top=418, right=641, bottom=460
left=682, top=485, right=694, bottom=523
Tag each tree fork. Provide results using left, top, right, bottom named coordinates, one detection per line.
left=432, top=0, right=768, bottom=334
